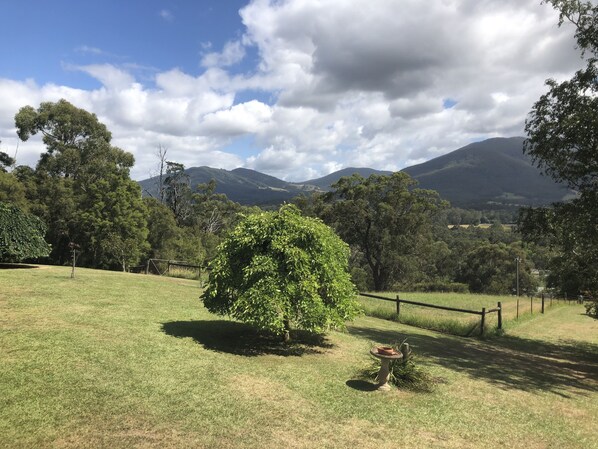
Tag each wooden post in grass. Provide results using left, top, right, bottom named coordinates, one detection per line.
left=145, top=259, right=150, bottom=275
left=530, top=296, right=533, bottom=314
left=71, top=247, right=76, bottom=279
left=68, top=242, right=79, bottom=279
left=517, top=298, right=520, bottom=319
left=480, top=307, right=486, bottom=336
left=541, top=293, right=545, bottom=314
left=497, top=302, right=502, bottom=330
left=396, top=294, right=401, bottom=319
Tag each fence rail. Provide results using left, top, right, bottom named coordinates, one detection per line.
left=143, top=258, right=202, bottom=277
left=359, top=292, right=502, bottom=337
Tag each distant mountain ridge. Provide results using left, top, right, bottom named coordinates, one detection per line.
left=138, top=137, right=573, bottom=208
left=401, top=137, right=573, bottom=208
left=302, top=167, right=392, bottom=189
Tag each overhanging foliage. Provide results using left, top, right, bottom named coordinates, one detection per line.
left=0, top=202, right=50, bottom=261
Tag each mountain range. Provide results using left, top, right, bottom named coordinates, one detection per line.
left=138, top=137, right=574, bottom=209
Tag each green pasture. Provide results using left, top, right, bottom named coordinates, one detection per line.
left=1, top=265, right=597, bottom=448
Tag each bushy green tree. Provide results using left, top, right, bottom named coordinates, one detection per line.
left=322, top=172, right=447, bottom=291
left=520, top=0, right=598, bottom=298
left=202, top=205, right=360, bottom=341
left=0, top=202, right=50, bottom=261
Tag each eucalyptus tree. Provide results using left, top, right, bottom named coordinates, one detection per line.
left=321, top=172, right=447, bottom=291
left=15, top=100, right=148, bottom=269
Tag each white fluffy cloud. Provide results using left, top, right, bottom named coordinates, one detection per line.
left=0, top=0, right=581, bottom=181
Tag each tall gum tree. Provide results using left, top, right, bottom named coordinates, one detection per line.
left=15, top=100, right=148, bottom=270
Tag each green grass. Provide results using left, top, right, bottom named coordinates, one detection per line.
left=358, top=291, right=573, bottom=336
left=1, top=265, right=597, bottom=448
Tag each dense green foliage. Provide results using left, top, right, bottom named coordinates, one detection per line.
left=456, top=242, right=537, bottom=295
left=0, top=202, right=50, bottom=261
left=520, top=0, right=598, bottom=298
left=321, top=172, right=447, bottom=291
left=0, top=150, right=15, bottom=172
left=202, top=205, right=360, bottom=339
left=13, top=100, right=149, bottom=270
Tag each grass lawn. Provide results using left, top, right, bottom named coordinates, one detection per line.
left=1, top=265, right=597, bottom=448
left=358, top=291, right=573, bottom=336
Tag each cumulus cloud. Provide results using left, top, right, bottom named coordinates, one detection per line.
left=201, top=41, right=246, bottom=68
left=0, top=0, right=583, bottom=181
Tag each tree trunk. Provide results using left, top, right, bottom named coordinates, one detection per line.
left=283, top=319, right=291, bottom=343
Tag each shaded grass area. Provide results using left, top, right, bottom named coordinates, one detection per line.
left=358, top=292, right=573, bottom=336
left=350, top=318, right=598, bottom=397
left=162, top=320, right=332, bottom=357
left=1, top=265, right=597, bottom=448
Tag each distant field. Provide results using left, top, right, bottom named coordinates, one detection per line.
left=1, top=265, right=597, bottom=448
left=358, top=291, right=571, bottom=336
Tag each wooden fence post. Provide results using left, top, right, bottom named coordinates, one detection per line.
left=516, top=298, right=520, bottom=319
left=530, top=296, right=533, bottom=314
left=396, top=294, right=401, bottom=319
left=497, top=302, right=502, bottom=330
left=145, top=260, right=150, bottom=275
left=541, top=293, right=545, bottom=314
left=480, top=308, right=486, bottom=337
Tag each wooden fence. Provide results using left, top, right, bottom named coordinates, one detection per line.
left=142, top=258, right=202, bottom=277
left=514, top=293, right=581, bottom=318
left=359, top=292, right=502, bottom=337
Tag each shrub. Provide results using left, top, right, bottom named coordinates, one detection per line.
left=585, top=300, right=598, bottom=319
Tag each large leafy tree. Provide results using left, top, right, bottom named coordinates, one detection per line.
left=322, top=172, right=447, bottom=291
left=456, top=242, right=537, bottom=295
left=520, top=0, right=598, bottom=297
left=0, top=202, right=50, bottom=262
left=15, top=100, right=148, bottom=269
left=202, top=205, right=360, bottom=342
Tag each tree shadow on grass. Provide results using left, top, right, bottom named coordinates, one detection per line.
left=345, top=379, right=378, bottom=392
left=349, top=324, right=598, bottom=397
left=161, top=320, right=333, bottom=357
left=0, top=263, right=39, bottom=269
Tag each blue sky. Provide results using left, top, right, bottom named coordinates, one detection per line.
left=0, top=1, right=248, bottom=88
left=0, top=0, right=580, bottom=181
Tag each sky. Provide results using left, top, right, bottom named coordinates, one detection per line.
left=0, top=0, right=583, bottom=181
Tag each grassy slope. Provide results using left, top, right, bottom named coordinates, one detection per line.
left=1, top=265, right=597, bottom=449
